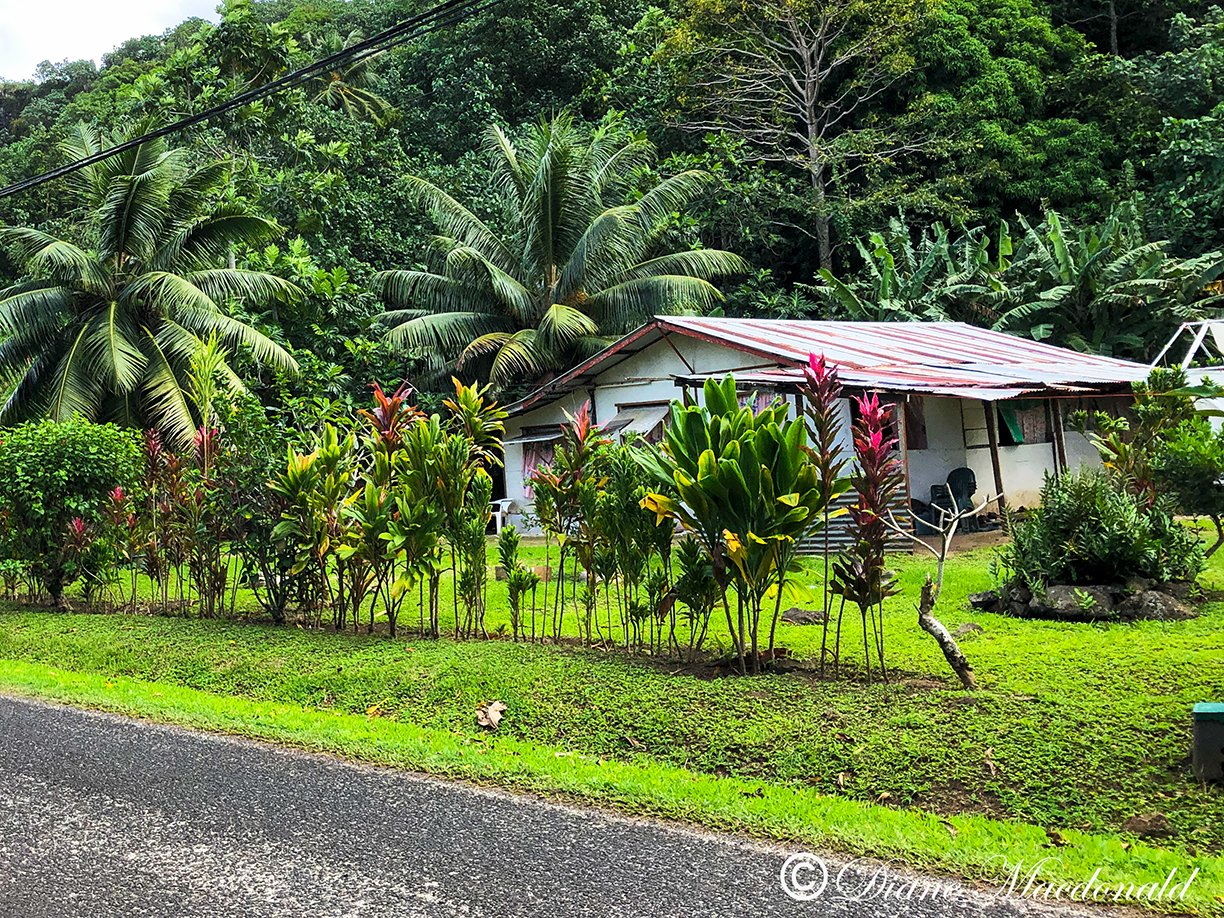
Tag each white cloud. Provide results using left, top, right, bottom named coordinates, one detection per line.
left=0, top=0, right=221, bottom=81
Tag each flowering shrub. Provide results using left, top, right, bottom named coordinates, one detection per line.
left=0, top=420, right=141, bottom=604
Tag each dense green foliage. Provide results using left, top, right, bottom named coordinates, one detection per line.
left=0, top=420, right=140, bottom=601
left=0, top=0, right=1221, bottom=401
left=374, top=115, right=745, bottom=391
left=0, top=125, right=298, bottom=443
left=1003, top=469, right=1205, bottom=588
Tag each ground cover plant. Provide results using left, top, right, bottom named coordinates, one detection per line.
left=0, top=545, right=1220, bottom=853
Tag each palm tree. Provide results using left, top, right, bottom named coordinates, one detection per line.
left=310, top=29, right=394, bottom=125
left=373, top=114, right=748, bottom=388
left=0, top=123, right=299, bottom=447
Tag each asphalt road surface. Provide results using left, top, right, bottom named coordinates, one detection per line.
left=0, top=694, right=1097, bottom=918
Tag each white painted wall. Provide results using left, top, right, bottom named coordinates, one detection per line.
left=904, top=397, right=967, bottom=503
left=503, top=337, right=1118, bottom=528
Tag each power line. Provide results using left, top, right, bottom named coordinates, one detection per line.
left=0, top=0, right=504, bottom=201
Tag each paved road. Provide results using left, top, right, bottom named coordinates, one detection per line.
left=0, top=694, right=1095, bottom=918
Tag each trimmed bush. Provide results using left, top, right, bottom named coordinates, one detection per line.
left=0, top=420, right=141, bottom=603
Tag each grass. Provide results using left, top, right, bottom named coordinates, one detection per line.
left=0, top=541, right=1222, bottom=912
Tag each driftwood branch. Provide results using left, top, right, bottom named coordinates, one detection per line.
left=918, top=576, right=977, bottom=690
left=883, top=485, right=997, bottom=691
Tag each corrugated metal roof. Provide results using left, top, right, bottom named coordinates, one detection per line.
left=659, top=317, right=1150, bottom=387
left=506, top=318, right=1150, bottom=414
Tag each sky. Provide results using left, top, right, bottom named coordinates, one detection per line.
left=0, top=0, right=220, bottom=81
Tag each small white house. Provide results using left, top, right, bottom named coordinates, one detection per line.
left=501, top=317, right=1151, bottom=532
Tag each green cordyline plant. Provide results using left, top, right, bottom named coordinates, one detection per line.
left=269, top=424, right=358, bottom=629
left=458, top=470, right=494, bottom=638
left=799, top=353, right=852, bottom=675
left=529, top=402, right=610, bottom=644
left=381, top=483, right=442, bottom=639
left=594, top=441, right=664, bottom=650
left=831, top=393, right=903, bottom=683
left=672, top=536, right=720, bottom=661
left=497, top=525, right=539, bottom=642
left=639, top=376, right=832, bottom=675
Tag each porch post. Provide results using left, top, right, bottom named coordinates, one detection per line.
left=984, top=400, right=1007, bottom=510
left=1050, top=399, right=1068, bottom=477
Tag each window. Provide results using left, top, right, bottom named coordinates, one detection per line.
left=511, top=425, right=561, bottom=497
left=603, top=403, right=670, bottom=444
left=997, top=400, right=1051, bottom=446
left=903, top=399, right=928, bottom=450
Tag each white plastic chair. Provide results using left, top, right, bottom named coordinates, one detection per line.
left=491, top=498, right=516, bottom=534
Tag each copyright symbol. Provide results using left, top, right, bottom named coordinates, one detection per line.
left=780, top=852, right=829, bottom=901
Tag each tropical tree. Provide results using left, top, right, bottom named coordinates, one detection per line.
left=814, top=205, right=1224, bottom=359
left=1004, top=207, right=1224, bottom=359
left=0, top=124, right=299, bottom=447
left=811, top=214, right=1042, bottom=329
left=309, top=29, right=395, bottom=125
left=374, top=114, right=747, bottom=389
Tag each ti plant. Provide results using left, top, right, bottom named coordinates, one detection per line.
left=497, top=525, right=540, bottom=642
left=798, top=353, right=852, bottom=675
left=639, top=375, right=832, bottom=675
left=529, top=402, right=610, bottom=645
left=831, top=393, right=903, bottom=684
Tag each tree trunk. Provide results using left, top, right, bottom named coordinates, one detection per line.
left=810, top=160, right=832, bottom=270
left=917, top=577, right=977, bottom=690
left=1108, top=0, right=1119, bottom=56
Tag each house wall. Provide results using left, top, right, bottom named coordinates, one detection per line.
left=502, top=335, right=797, bottom=528
left=505, top=341, right=1123, bottom=528
left=903, top=396, right=1109, bottom=509
left=903, top=397, right=967, bottom=503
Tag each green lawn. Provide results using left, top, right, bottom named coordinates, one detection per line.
left=0, top=542, right=1221, bottom=912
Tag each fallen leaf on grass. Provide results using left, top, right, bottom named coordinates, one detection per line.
left=1046, top=830, right=1068, bottom=848
left=876, top=791, right=892, bottom=803
left=836, top=772, right=850, bottom=789
left=940, top=819, right=958, bottom=837
left=476, top=700, right=507, bottom=730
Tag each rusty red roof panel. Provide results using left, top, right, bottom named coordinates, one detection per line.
left=506, top=318, right=1150, bottom=414
left=658, top=317, right=1149, bottom=384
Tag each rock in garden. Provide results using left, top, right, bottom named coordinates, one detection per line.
left=967, top=591, right=1001, bottom=613
left=1122, top=813, right=1174, bottom=838
left=1117, top=590, right=1196, bottom=622
left=1157, top=580, right=1196, bottom=602
left=781, top=607, right=827, bottom=625
left=1029, top=585, right=1115, bottom=621
left=953, top=622, right=984, bottom=637
left=1124, top=576, right=1156, bottom=595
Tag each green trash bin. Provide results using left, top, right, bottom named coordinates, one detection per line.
left=1193, top=703, right=1224, bottom=781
